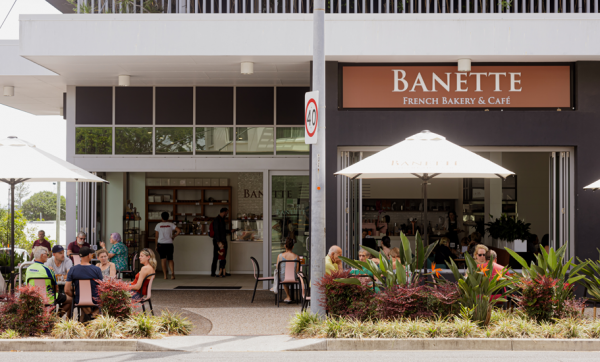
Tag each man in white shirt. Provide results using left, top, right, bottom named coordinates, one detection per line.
left=45, top=245, right=73, bottom=277
left=154, top=211, right=181, bottom=280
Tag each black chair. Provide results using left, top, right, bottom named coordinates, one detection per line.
left=136, top=273, right=156, bottom=316
left=297, top=272, right=310, bottom=312
left=250, top=257, right=274, bottom=303
left=276, top=259, right=300, bottom=307
left=120, top=253, right=138, bottom=281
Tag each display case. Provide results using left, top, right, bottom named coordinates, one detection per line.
left=232, top=219, right=263, bottom=241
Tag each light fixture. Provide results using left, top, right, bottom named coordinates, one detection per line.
left=3, top=86, right=14, bottom=97
left=118, top=75, right=130, bottom=87
left=241, top=62, right=254, bottom=75
left=458, top=59, right=471, bottom=72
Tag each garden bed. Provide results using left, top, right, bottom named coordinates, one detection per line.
left=289, top=310, right=600, bottom=339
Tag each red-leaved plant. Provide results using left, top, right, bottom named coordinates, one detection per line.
left=513, top=275, right=558, bottom=321
left=94, top=277, right=134, bottom=319
left=0, top=285, right=56, bottom=336
left=375, top=279, right=460, bottom=320
left=315, top=269, right=377, bottom=320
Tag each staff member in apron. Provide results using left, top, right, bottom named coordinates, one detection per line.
left=155, top=212, right=181, bottom=280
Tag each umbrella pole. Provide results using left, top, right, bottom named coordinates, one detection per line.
left=10, top=181, right=15, bottom=292
left=423, top=177, right=428, bottom=244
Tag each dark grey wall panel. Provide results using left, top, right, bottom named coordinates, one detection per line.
left=76, top=87, right=112, bottom=125
left=156, top=87, right=193, bottom=125
left=115, top=87, right=153, bottom=125
left=323, top=60, right=600, bottom=261
left=196, top=87, right=233, bottom=125
left=236, top=87, right=274, bottom=125
left=276, top=87, right=309, bottom=125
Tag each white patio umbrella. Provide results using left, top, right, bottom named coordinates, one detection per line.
left=0, top=136, right=107, bottom=274
left=584, top=180, right=600, bottom=191
left=335, top=130, right=515, bottom=242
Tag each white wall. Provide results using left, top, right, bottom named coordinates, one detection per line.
left=20, top=14, right=600, bottom=62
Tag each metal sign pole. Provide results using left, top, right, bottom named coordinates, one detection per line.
left=310, top=0, right=326, bottom=317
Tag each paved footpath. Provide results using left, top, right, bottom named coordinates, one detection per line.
left=3, top=350, right=600, bottom=362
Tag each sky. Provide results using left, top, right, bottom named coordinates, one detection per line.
left=0, top=0, right=65, bottom=208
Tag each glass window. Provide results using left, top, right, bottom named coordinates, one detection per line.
left=235, top=127, right=274, bottom=155
left=115, top=127, right=153, bottom=155
left=196, top=127, right=234, bottom=155
left=276, top=127, right=309, bottom=155
left=75, top=127, right=112, bottom=155
left=155, top=127, right=193, bottom=155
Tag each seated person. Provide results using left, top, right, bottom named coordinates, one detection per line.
left=276, top=237, right=299, bottom=303
left=434, top=237, right=454, bottom=268
left=485, top=250, right=505, bottom=277
left=131, top=248, right=157, bottom=301
left=27, top=246, right=72, bottom=318
left=350, top=249, right=380, bottom=292
left=65, top=246, right=103, bottom=322
left=325, top=245, right=343, bottom=275
left=96, top=249, right=117, bottom=279
left=361, top=237, right=379, bottom=254
left=389, top=247, right=401, bottom=268
left=380, top=236, right=392, bottom=258
left=45, top=245, right=73, bottom=277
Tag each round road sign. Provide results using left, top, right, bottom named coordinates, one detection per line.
left=305, top=98, right=318, bottom=138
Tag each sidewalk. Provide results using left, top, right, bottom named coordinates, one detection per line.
left=150, top=289, right=301, bottom=335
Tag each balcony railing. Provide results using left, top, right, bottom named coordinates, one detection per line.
left=73, top=0, right=600, bottom=14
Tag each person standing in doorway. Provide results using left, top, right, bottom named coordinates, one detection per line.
left=211, top=208, right=230, bottom=277
left=154, top=212, right=181, bottom=280
left=31, top=230, right=52, bottom=260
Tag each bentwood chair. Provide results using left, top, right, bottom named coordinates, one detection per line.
left=72, top=255, right=81, bottom=266
left=250, top=257, right=274, bottom=303
left=71, top=279, right=99, bottom=321
left=27, top=277, right=58, bottom=311
left=276, top=259, right=300, bottom=307
left=297, top=272, right=311, bottom=312
left=137, top=273, right=156, bottom=315
left=120, top=253, right=138, bottom=281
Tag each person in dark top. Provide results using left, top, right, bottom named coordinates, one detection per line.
left=445, top=210, right=461, bottom=248
left=541, top=234, right=550, bottom=253
left=67, top=231, right=90, bottom=261
left=527, top=234, right=539, bottom=254
left=434, top=237, right=454, bottom=268
left=31, top=230, right=52, bottom=260
left=65, top=246, right=103, bottom=322
left=211, top=208, right=230, bottom=277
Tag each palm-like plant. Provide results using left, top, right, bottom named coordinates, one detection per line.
left=576, top=249, right=600, bottom=302
left=335, top=231, right=437, bottom=289
left=505, top=244, right=587, bottom=316
left=448, top=254, right=513, bottom=326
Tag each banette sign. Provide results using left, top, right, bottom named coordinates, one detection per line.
left=342, top=65, right=571, bottom=109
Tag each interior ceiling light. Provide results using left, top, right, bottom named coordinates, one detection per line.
left=3, top=86, right=14, bottom=97
left=241, top=62, right=254, bottom=75
left=118, top=75, right=130, bottom=87
left=458, top=59, right=471, bottom=72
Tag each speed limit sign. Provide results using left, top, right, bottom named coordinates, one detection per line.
left=305, top=91, right=319, bottom=144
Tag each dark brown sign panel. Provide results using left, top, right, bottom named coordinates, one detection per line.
left=342, top=66, right=571, bottom=108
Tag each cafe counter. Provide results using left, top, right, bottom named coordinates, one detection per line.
left=168, top=235, right=263, bottom=275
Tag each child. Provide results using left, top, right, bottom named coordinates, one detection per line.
left=217, top=241, right=226, bottom=277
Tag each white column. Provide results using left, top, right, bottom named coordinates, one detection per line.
left=484, top=152, right=502, bottom=247
left=66, top=86, right=77, bottom=243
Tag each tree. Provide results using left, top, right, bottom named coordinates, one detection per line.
left=0, top=208, right=32, bottom=250
left=21, top=191, right=66, bottom=221
left=14, top=183, right=31, bottom=209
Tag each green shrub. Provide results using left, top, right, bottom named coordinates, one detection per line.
left=123, top=313, right=162, bottom=338
left=159, top=309, right=193, bottom=335
left=95, top=278, right=134, bottom=319
left=86, top=315, right=123, bottom=339
left=289, top=311, right=320, bottom=336
left=51, top=319, right=87, bottom=339
left=0, top=329, right=19, bottom=339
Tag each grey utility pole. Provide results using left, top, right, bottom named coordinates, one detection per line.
left=56, top=182, right=61, bottom=246
left=310, top=0, right=326, bottom=317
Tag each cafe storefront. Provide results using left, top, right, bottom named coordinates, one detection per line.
left=326, top=61, right=600, bottom=261
left=68, top=86, right=310, bottom=288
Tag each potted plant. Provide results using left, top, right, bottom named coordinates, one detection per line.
left=485, top=214, right=531, bottom=249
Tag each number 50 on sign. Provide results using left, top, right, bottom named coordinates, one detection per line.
left=305, top=91, right=319, bottom=145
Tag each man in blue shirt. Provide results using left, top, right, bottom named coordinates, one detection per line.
left=26, top=246, right=72, bottom=317
left=66, top=246, right=103, bottom=322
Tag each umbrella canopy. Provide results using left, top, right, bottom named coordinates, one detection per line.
left=584, top=179, right=600, bottom=191
left=335, top=130, right=515, bottom=245
left=335, top=130, right=514, bottom=180
left=0, top=136, right=106, bottom=183
left=0, top=136, right=106, bottom=286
